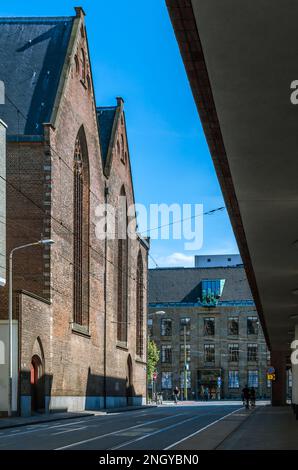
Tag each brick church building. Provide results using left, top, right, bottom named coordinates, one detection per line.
left=0, top=7, right=148, bottom=415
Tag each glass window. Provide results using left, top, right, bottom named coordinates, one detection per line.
left=160, top=318, right=172, bottom=336
left=147, top=318, right=153, bottom=337
left=204, top=318, right=215, bottom=336
left=180, top=318, right=191, bottom=336
left=180, top=371, right=191, bottom=389
left=161, top=345, right=172, bottom=364
left=180, top=344, right=191, bottom=362
left=247, top=316, right=259, bottom=335
left=248, top=370, right=258, bottom=388
left=228, top=370, right=240, bottom=389
left=200, top=279, right=225, bottom=305
left=266, top=349, right=271, bottom=366
left=161, top=372, right=172, bottom=389
left=228, top=317, right=239, bottom=336
left=228, top=343, right=239, bottom=362
left=204, top=344, right=215, bottom=363
left=247, top=343, right=258, bottom=362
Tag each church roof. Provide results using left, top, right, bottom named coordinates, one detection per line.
left=0, top=16, right=74, bottom=139
left=96, top=106, right=117, bottom=164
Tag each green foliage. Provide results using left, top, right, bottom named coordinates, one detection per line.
left=147, top=339, right=160, bottom=381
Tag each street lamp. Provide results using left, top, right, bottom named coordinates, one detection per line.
left=8, top=238, right=54, bottom=417
left=147, top=310, right=165, bottom=403
left=183, top=325, right=188, bottom=401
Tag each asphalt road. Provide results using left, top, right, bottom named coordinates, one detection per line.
left=0, top=404, right=243, bottom=450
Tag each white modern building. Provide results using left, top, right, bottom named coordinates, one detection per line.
left=195, top=254, right=242, bottom=268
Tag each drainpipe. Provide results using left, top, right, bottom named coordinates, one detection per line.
left=103, top=185, right=109, bottom=409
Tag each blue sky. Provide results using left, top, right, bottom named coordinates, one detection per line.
left=2, top=0, right=239, bottom=267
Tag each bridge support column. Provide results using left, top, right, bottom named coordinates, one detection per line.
left=271, top=350, right=287, bottom=406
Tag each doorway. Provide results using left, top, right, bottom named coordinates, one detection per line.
left=126, top=355, right=133, bottom=405
left=30, top=355, right=45, bottom=412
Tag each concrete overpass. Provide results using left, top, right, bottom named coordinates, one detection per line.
left=166, top=0, right=298, bottom=409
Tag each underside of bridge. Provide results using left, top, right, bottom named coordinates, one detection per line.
left=166, top=0, right=298, bottom=409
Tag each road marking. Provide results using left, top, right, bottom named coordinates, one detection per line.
left=0, top=420, right=86, bottom=439
left=110, top=415, right=202, bottom=450
left=52, top=426, right=87, bottom=436
left=55, top=413, right=187, bottom=450
left=164, top=407, right=244, bottom=450
left=0, top=410, right=154, bottom=440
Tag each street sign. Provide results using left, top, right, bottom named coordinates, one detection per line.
left=217, top=377, right=222, bottom=386
left=267, top=366, right=275, bottom=374
left=267, top=373, right=276, bottom=381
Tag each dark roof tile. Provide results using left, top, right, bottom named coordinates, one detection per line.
left=0, top=17, right=74, bottom=137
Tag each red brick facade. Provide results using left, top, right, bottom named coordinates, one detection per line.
left=0, top=8, right=148, bottom=415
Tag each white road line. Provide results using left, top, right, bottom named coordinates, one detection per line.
left=110, top=415, right=202, bottom=450
left=0, top=409, right=153, bottom=439
left=0, top=420, right=85, bottom=439
left=55, top=413, right=187, bottom=450
left=52, top=426, right=87, bottom=436
left=164, top=407, right=244, bottom=450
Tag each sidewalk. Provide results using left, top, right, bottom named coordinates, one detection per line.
left=0, top=405, right=156, bottom=430
left=173, top=405, right=298, bottom=450
left=218, top=405, right=298, bottom=450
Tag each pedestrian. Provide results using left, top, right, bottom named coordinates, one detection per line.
left=242, top=384, right=250, bottom=409
left=204, top=386, right=209, bottom=402
left=173, top=386, right=180, bottom=404
left=250, top=387, right=256, bottom=408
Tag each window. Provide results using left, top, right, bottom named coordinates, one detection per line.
left=204, top=317, right=215, bottom=336
left=200, top=279, right=225, bottom=305
left=228, top=258, right=231, bottom=262
left=147, top=318, right=153, bottom=337
left=117, top=140, right=120, bottom=156
left=80, top=48, right=86, bottom=82
left=247, top=316, right=258, bottom=335
left=120, top=134, right=125, bottom=162
left=247, top=343, right=258, bottom=362
left=161, top=318, right=172, bottom=336
left=180, top=344, right=191, bottom=363
left=228, top=343, right=239, bottom=362
left=136, top=251, right=144, bottom=356
left=161, top=372, right=172, bottom=389
left=161, top=345, right=172, bottom=364
left=74, top=54, right=79, bottom=74
left=86, top=74, right=91, bottom=91
left=180, top=371, right=191, bottom=389
left=180, top=318, right=191, bottom=336
left=266, top=349, right=271, bottom=366
left=248, top=370, right=258, bottom=388
left=228, top=370, right=240, bottom=389
left=228, top=317, right=239, bottom=336
left=117, top=186, right=128, bottom=343
left=204, top=344, right=215, bottom=363
left=73, top=128, right=89, bottom=327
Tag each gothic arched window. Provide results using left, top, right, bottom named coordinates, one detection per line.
left=73, top=128, right=89, bottom=327
left=80, top=48, right=86, bottom=82
left=136, top=251, right=144, bottom=357
left=117, top=186, right=128, bottom=343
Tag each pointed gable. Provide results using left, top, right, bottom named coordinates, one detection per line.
left=0, top=16, right=74, bottom=139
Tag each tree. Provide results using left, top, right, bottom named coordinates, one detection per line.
left=147, top=339, right=160, bottom=382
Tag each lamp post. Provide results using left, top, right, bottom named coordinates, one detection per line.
left=147, top=310, right=165, bottom=403
left=184, top=324, right=188, bottom=401
left=8, top=238, right=54, bottom=417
